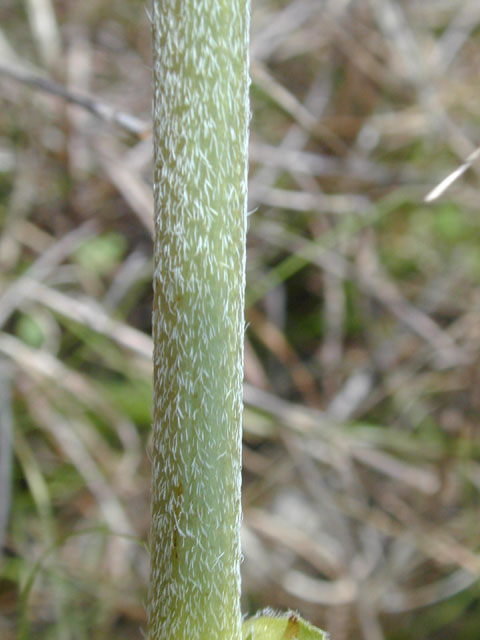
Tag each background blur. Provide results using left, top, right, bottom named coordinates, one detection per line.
left=1, top=1, right=480, bottom=638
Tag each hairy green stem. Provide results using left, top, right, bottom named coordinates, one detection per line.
left=148, top=2, right=250, bottom=639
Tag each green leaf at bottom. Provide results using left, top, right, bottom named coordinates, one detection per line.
left=243, top=611, right=329, bottom=640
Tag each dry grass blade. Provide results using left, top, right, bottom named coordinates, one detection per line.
left=96, top=140, right=154, bottom=236
left=0, top=220, right=98, bottom=328
left=0, top=361, right=13, bottom=557
left=25, top=0, right=61, bottom=70
left=252, top=61, right=346, bottom=154
left=0, top=333, right=136, bottom=435
left=3, top=1, right=480, bottom=638
left=26, top=282, right=153, bottom=360
left=282, top=570, right=357, bottom=606
left=425, top=146, right=480, bottom=201
left=24, top=390, right=135, bottom=574
left=0, top=61, right=150, bottom=137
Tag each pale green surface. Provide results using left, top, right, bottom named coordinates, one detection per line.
left=149, top=1, right=250, bottom=639
left=243, top=614, right=328, bottom=640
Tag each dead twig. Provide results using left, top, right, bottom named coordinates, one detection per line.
left=0, top=61, right=150, bottom=137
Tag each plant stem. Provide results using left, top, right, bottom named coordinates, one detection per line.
left=149, top=2, right=250, bottom=639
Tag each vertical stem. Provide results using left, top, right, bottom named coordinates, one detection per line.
left=149, top=2, right=250, bottom=640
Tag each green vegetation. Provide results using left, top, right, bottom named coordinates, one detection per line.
left=1, top=2, right=480, bottom=639
left=148, top=1, right=249, bottom=638
left=243, top=612, right=328, bottom=640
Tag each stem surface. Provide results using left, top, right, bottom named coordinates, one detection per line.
left=149, top=2, right=250, bottom=639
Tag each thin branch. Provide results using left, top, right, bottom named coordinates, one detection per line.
left=0, top=61, right=151, bottom=137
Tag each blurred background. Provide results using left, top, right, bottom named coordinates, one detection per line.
left=1, top=0, right=480, bottom=638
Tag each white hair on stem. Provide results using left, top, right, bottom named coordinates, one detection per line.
left=148, top=1, right=250, bottom=639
